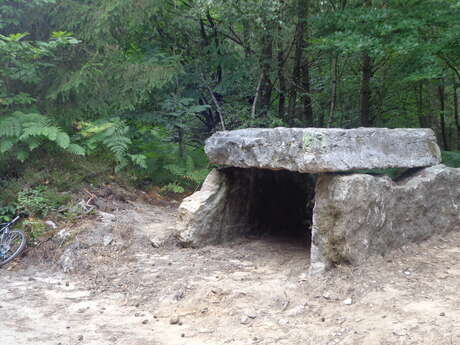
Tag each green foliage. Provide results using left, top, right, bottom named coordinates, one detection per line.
left=442, top=151, right=460, bottom=168
left=79, top=117, right=146, bottom=172
left=0, top=28, right=82, bottom=165
left=0, top=153, right=112, bottom=225
left=0, top=112, right=85, bottom=161
left=350, top=168, right=407, bottom=179
left=160, top=183, right=185, bottom=195
left=133, top=126, right=210, bottom=190
left=1, top=0, right=460, bottom=203
left=0, top=204, right=18, bottom=223
left=164, top=159, right=210, bottom=188
left=21, top=218, right=46, bottom=242
left=17, top=185, right=70, bottom=217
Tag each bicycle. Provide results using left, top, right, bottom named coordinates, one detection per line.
left=0, top=215, right=27, bottom=267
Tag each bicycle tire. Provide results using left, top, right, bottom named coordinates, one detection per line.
left=0, top=229, right=27, bottom=267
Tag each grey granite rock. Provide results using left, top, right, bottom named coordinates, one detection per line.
left=310, top=165, right=460, bottom=274
left=205, top=127, right=441, bottom=173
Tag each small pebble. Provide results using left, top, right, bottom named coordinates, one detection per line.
left=240, top=316, right=250, bottom=325
left=278, top=319, right=289, bottom=326
left=440, top=312, right=445, bottom=316
left=77, top=335, right=83, bottom=341
left=343, top=298, right=353, bottom=305
left=142, top=319, right=148, bottom=324
left=169, top=316, right=180, bottom=325
left=247, top=311, right=257, bottom=319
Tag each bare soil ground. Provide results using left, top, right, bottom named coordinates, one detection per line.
left=1, top=197, right=460, bottom=345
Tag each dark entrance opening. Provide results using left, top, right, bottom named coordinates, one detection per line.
left=220, top=168, right=315, bottom=248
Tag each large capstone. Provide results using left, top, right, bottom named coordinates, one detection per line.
left=310, top=165, right=460, bottom=274
left=205, top=127, right=441, bottom=173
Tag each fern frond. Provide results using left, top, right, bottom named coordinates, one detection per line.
left=0, top=138, right=17, bottom=153
left=55, top=132, right=70, bottom=149
left=67, top=143, right=86, bottom=155
left=129, top=154, right=147, bottom=169
left=0, top=117, right=22, bottom=137
left=0, top=111, right=85, bottom=159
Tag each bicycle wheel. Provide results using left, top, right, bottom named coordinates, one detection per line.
left=0, top=229, right=27, bottom=266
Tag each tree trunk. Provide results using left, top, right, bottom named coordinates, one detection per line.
left=257, top=29, right=273, bottom=117
left=287, top=3, right=304, bottom=122
left=206, top=11, right=222, bottom=84
left=438, top=80, right=449, bottom=150
left=288, top=27, right=305, bottom=119
left=453, top=78, right=460, bottom=150
left=300, top=0, right=313, bottom=127
left=301, top=62, right=314, bottom=126
left=327, top=54, right=338, bottom=127
left=360, top=51, right=372, bottom=127
left=416, top=82, right=428, bottom=127
left=277, top=28, right=287, bottom=120
left=243, top=20, right=252, bottom=57
left=287, top=0, right=312, bottom=125
left=177, top=126, right=185, bottom=159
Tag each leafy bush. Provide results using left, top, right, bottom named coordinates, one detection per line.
left=0, top=204, right=18, bottom=222
left=0, top=32, right=83, bottom=166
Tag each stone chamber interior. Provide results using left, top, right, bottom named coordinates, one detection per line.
left=219, top=168, right=316, bottom=248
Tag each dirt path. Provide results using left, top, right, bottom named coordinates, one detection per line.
left=1, top=202, right=460, bottom=345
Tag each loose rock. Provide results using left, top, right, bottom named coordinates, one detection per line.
left=169, top=316, right=180, bottom=325
left=343, top=298, right=353, bottom=305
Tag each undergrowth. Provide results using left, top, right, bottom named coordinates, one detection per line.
left=0, top=152, right=111, bottom=224
left=442, top=151, right=460, bottom=168
left=0, top=142, right=210, bottom=224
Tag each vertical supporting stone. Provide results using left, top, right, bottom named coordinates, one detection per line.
left=310, top=165, right=460, bottom=274
left=176, top=168, right=259, bottom=247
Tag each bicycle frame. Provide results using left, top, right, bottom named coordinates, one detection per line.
left=0, top=216, right=20, bottom=234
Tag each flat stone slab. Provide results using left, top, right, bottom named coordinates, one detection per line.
left=205, top=127, right=441, bottom=173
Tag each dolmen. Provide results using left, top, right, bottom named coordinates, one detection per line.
left=176, top=128, right=460, bottom=274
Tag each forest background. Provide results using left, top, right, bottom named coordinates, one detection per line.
left=1, top=0, right=460, bottom=225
